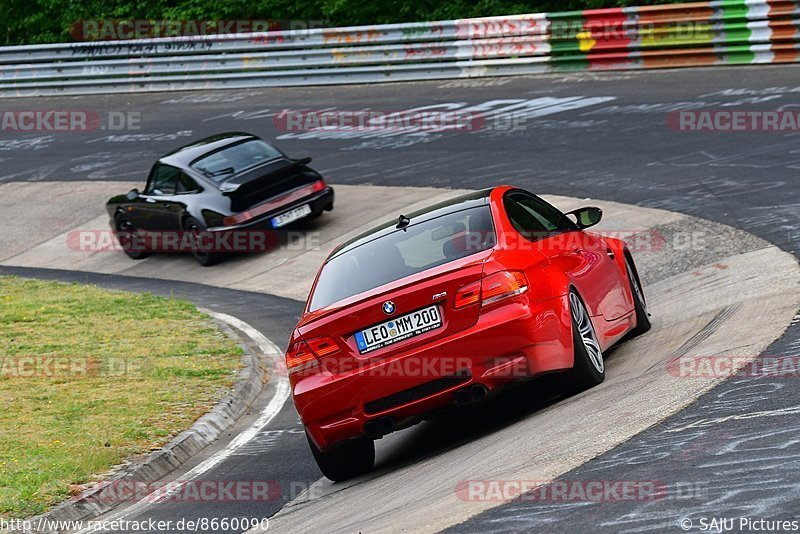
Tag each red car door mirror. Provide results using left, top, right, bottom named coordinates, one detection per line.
left=567, top=207, right=603, bottom=229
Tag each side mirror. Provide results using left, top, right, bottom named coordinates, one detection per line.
left=126, top=188, right=140, bottom=200
left=567, top=206, right=602, bottom=229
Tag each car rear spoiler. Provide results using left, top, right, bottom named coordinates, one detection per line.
left=218, top=157, right=313, bottom=194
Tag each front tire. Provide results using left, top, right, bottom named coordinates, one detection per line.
left=625, top=253, right=651, bottom=337
left=114, top=214, right=150, bottom=260
left=560, top=290, right=605, bottom=394
left=306, top=432, right=375, bottom=482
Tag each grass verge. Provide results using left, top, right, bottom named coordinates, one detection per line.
left=0, top=276, right=243, bottom=518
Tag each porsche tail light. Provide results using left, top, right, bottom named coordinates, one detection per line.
left=223, top=215, right=240, bottom=226
left=223, top=210, right=255, bottom=226
left=311, top=179, right=327, bottom=193
left=454, top=270, right=528, bottom=310
left=480, top=270, right=528, bottom=306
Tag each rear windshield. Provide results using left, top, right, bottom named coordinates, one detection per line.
left=309, top=206, right=495, bottom=311
left=191, top=140, right=283, bottom=181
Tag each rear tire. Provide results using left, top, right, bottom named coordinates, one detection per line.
left=625, top=253, right=651, bottom=337
left=114, top=214, right=150, bottom=260
left=560, top=290, right=605, bottom=394
left=183, top=216, right=223, bottom=267
left=306, top=431, right=375, bottom=482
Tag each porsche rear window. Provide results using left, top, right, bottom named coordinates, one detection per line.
left=308, top=206, right=495, bottom=311
left=191, top=140, right=283, bottom=180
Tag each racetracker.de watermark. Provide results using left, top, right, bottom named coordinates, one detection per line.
left=71, top=19, right=328, bottom=40
left=667, top=110, right=800, bottom=132
left=455, top=480, right=708, bottom=502
left=0, top=356, right=147, bottom=378
left=276, top=355, right=524, bottom=379
left=75, top=478, right=328, bottom=505
left=68, top=230, right=321, bottom=254
left=667, top=355, right=800, bottom=378
left=273, top=109, right=487, bottom=132
left=86, top=480, right=281, bottom=504
left=1, top=110, right=141, bottom=132
left=457, top=17, right=727, bottom=39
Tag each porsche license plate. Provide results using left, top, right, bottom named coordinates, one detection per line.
left=271, top=204, right=312, bottom=228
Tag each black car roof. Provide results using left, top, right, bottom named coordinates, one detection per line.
left=159, top=132, right=258, bottom=168
left=329, top=188, right=493, bottom=260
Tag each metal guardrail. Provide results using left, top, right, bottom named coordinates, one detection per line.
left=1, top=0, right=799, bottom=97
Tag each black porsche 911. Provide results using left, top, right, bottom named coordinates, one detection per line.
left=106, top=132, right=334, bottom=266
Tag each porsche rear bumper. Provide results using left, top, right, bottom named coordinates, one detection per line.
left=208, top=187, right=334, bottom=231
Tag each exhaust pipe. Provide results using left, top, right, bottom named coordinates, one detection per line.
left=470, top=383, right=489, bottom=400
left=378, top=416, right=396, bottom=435
left=455, top=388, right=473, bottom=406
left=363, top=420, right=380, bottom=438
left=363, top=416, right=396, bottom=438
left=456, top=384, right=489, bottom=406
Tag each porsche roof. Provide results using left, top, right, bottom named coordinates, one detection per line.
left=159, top=132, right=260, bottom=168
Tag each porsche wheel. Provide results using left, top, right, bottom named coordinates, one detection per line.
left=184, top=216, right=223, bottom=267
left=307, top=431, right=375, bottom=482
left=114, top=214, right=150, bottom=260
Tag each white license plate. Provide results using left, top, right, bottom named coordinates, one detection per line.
left=271, top=204, right=312, bottom=228
left=354, top=305, right=442, bottom=354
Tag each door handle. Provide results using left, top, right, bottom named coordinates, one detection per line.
left=606, top=248, right=615, bottom=259
left=145, top=197, right=156, bottom=204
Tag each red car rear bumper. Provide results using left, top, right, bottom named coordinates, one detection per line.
left=295, top=294, right=573, bottom=451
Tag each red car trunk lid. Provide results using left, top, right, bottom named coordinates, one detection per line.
left=298, top=250, right=491, bottom=374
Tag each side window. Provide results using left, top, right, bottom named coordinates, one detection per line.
left=146, top=164, right=178, bottom=196
left=176, top=173, right=201, bottom=194
left=504, top=193, right=573, bottom=240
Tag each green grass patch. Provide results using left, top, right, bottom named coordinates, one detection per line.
left=0, top=276, right=243, bottom=518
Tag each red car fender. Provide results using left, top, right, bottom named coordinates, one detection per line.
left=602, top=236, right=629, bottom=274
left=480, top=251, right=576, bottom=372
left=602, top=235, right=638, bottom=313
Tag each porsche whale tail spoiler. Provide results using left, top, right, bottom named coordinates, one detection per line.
left=219, top=157, right=317, bottom=212
left=218, top=157, right=313, bottom=194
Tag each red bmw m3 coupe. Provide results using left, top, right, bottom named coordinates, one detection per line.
left=286, top=186, right=651, bottom=480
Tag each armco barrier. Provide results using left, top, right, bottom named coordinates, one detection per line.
left=1, top=0, right=799, bottom=97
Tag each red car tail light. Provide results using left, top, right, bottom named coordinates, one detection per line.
left=454, top=280, right=481, bottom=309
left=454, top=270, right=529, bottom=310
left=286, top=336, right=341, bottom=383
left=481, top=270, right=528, bottom=306
left=286, top=340, right=320, bottom=375
left=307, top=336, right=341, bottom=357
